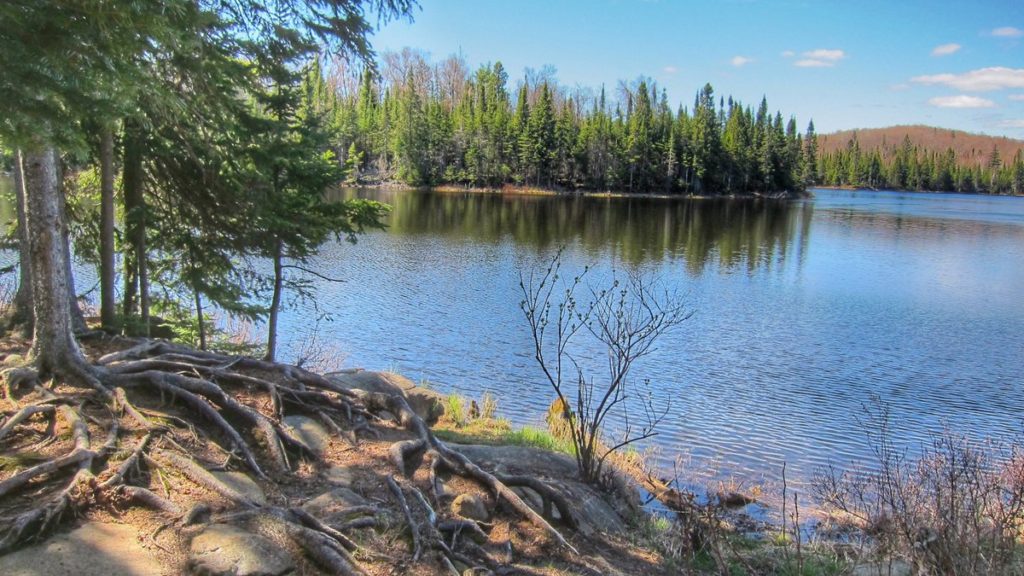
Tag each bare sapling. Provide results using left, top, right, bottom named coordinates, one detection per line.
left=519, top=249, right=692, bottom=486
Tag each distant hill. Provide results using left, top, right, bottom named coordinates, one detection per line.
left=819, top=125, right=1024, bottom=167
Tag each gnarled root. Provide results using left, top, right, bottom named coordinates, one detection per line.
left=369, top=391, right=578, bottom=554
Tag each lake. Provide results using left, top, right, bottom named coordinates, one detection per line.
left=268, top=187, right=1024, bottom=489
left=5, top=181, right=1024, bottom=490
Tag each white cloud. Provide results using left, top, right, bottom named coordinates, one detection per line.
left=1008, top=94, right=1024, bottom=101
left=911, top=67, right=1024, bottom=91
left=731, top=56, right=753, bottom=67
left=803, top=49, right=846, bottom=61
left=793, top=49, right=845, bottom=68
left=781, top=50, right=795, bottom=58
left=992, top=26, right=1024, bottom=38
left=999, top=119, right=1024, bottom=128
left=795, top=59, right=834, bottom=68
left=662, top=65, right=678, bottom=75
left=931, top=43, right=961, bottom=56
left=928, top=95, right=996, bottom=108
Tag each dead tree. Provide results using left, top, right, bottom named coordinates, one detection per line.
left=520, top=250, right=692, bottom=486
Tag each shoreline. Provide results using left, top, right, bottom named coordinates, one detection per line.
left=355, top=179, right=810, bottom=200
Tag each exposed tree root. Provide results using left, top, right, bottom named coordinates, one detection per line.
left=365, top=390, right=579, bottom=554
left=0, top=337, right=582, bottom=573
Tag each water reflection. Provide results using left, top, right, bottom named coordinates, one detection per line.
left=326, top=188, right=815, bottom=275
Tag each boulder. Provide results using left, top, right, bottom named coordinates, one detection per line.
left=282, top=415, right=330, bottom=457
left=189, top=524, right=294, bottom=576
left=451, top=493, right=489, bottom=522
left=325, top=370, right=445, bottom=425
left=211, top=471, right=266, bottom=505
left=449, top=444, right=630, bottom=536
left=0, top=522, right=165, bottom=576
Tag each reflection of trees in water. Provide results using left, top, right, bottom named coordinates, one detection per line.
left=326, top=187, right=815, bottom=274
left=821, top=207, right=1024, bottom=243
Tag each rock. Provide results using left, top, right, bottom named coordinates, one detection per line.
left=282, top=414, right=330, bottom=457
left=448, top=444, right=630, bottom=536
left=512, top=486, right=545, bottom=512
left=324, top=370, right=445, bottom=425
left=322, top=464, right=356, bottom=486
left=717, top=491, right=756, bottom=508
left=0, top=522, right=166, bottom=575
left=211, top=471, right=266, bottom=505
left=189, top=524, right=294, bottom=576
left=302, top=487, right=369, bottom=524
left=451, top=493, right=489, bottom=522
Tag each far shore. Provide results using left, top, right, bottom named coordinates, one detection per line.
left=353, top=179, right=809, bottom=200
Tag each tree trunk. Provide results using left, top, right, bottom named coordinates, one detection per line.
left=122, top=125, right=148, bottom=334
left=10, top=150, right=33, bottom=334
left=194, top=288, right=206, bottom=351
left=99, top=125, right=117, bottom=331
left=57, top=160, right=88, bottom=334
left=264, top=239, right=284, bottom=362
left=23, top=144, right=87, bottom=376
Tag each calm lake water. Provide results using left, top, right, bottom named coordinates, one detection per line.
left=3, top=179, right=1022, bottom=489
left=284, top=187, right=1024, bottom=488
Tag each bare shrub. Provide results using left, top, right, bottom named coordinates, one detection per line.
left=814, top=398, right=1024, bottom=575
left=519, top=249, right=691, bottom=486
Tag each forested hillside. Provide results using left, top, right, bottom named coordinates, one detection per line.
left=312, top=50, right=815, bottom=195
left=816, top=125, right=1024, bottom=194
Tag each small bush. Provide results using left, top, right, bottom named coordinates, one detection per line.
left=813, top=399, right=1024, bottom=575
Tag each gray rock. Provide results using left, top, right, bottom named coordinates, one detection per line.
left=282, top=414, right=330, bottom=457
left=322, top=464, right=356, bottom=486
left=449, top=444, right=630, bottom=536
left=0, top=522, right=166, bottom=575
left=302, top=487, right=370, bottom=524
left=211, top=471, right=266, bottom=505
left=325, top=370, right=445, bottom=425
left=189, top=524, right=294, bottom=576
left=451, top=493, right=489, bottom=522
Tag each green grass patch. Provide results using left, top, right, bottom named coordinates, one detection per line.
left=433, top=418, right=576, bottom=456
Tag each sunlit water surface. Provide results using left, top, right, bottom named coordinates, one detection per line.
left=279, top=188, right=1024, bottom=489
left=5, top=180, right=1022, bottom=490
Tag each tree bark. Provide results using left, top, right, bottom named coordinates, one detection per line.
left=23, top=144, right=88, bottom=376
left=194, top=288, right=206, bottom=351
left=122, top=124, right=149, bottom=334
left=57, top=161, right=87, bottom=334
left=10, top=150, right=33, bottom=334
left=264, top=239, right=284, bottom=362
left=99, top=125, right=117, bottom=330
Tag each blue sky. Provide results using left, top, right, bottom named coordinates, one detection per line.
left=369, top=0, right=1024, bottom=137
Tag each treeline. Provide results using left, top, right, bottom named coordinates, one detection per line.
left=312, top=50, right=815, bottom=195
left=817, top=134, right=1024, bottom=195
